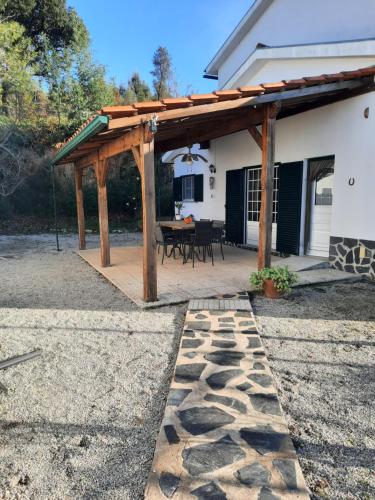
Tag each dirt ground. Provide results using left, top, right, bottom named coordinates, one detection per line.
left=252, top=281, right=375, bottom=500
left=1, top=234, right=374, bottom=499
left=0, top=234, right=186, bottom=499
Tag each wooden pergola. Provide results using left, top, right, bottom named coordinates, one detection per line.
left=53, top=66, right=375, bottom=302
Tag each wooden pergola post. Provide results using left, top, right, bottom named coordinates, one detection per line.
left=132, top=133, right=157, bottom=302
left=74, top=166, right=86, bottom=250
left=258, top=103, right=279, bottom=270
left=95, top=157, right=110, bottom=267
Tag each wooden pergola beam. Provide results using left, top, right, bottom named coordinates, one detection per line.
left=248, top=126, right=263, bottom=150
left=94, top=156, right=111, bottom=267
left=99, top=126, right=143, bottom=160
left=132, top=135, right=157, bottom=302
left=155, top=110, right=263, bottom=153
left=258, top=102, right=279, bottom=270
left=74, top=166, right=86, bottom=250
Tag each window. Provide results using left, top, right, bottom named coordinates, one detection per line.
left=182, top=175, right=194, bottom=201
left=315, top=173, right=333, bottom=205
left=247, top=165, right=279, bottom=223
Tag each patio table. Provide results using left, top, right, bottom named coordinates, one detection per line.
left=159, top=221, right=195, bottom=231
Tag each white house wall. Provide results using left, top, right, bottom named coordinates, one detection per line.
left=217, top=0, right=375, bottom=87
left=231, top=56, right=375, bottom=89
left=177, top=92, right=375, bottom=244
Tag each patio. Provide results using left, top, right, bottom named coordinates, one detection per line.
left=52, top=66, right=375, bottom=305
left=77, top=243, right=351, bottom=307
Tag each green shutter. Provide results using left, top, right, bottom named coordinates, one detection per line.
left=173, top=177, right=182, bottom=201
left=225, top=169, right=245, bottom=244
left=276, top=161, right=303, bottom=255
left=194, top=174, right=204, bottom=202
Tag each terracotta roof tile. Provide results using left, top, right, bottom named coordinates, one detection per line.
left=133, top=101, right=166, bottom=111
left=341, top=70, right=363, bottom=80
left=214, top=89, right=242, bottom=101
left=303, top=75, right=327, bottom=85
left=162, top=97, right=193, bottom=109
left=358, top=67, right=375, bottom=77
left=101, top=105, right=138, bottom=117
left=283, top=78, right=306, bottom=88
left=322, top=72, right=344, bottom=83
left=189, top=93, right=219, bottom=104
left=238, top=85, right=264, bottom=96
left=261, top=81, right=286, bottom=92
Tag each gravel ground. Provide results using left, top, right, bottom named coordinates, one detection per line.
left=252, top=281, right=375, bottom=499
left=0, top=234, right=186, bottom=499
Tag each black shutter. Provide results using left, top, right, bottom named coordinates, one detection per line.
left=276, top=161, right=303, bottom=255
left=194, top=174, right=203, bottom=202
left=225, top=169, right=245, bottom=244
left=173, top=176, right=182, bottom=202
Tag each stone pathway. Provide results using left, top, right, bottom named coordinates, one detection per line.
left=145, top=293, right=309, bottom=499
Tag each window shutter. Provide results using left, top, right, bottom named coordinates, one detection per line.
left=194, top=174, right=204, bottom=202
left=276, top=161, right=303, bottom=255
left=173, top=177, right=182, bottom=202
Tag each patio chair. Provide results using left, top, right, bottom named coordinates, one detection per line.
left=212, top=220, right=225, bottom=260
left=183, top=221, right=214, bottom=267
left=155, top=224, right=180, bottom=264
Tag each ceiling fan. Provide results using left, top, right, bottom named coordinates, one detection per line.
left=169, top=145, right=208, bottom=166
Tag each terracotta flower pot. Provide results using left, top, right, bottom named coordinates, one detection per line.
left=263, top=279, right=282, bottom=299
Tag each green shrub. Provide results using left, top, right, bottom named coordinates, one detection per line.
left=250, top=266, right=298, bottom=294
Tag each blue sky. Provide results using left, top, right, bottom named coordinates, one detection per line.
left=68, top=0, right=253, bottom=94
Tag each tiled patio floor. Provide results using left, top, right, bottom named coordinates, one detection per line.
left=144, top=294, right=309, bottom=498
left=78, top=245, right=261, bottom=307
left=78, top=245, right=357, bottom=307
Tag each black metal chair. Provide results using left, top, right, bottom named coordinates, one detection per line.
left=212, top=220, right=225, bottom=260
left=156, top=224, right=180, bottom=264
left=183, top=221, right=214, bottom=267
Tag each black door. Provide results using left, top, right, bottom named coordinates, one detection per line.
left=225, top=169, right=245, bottom=244
left=276, top=161, right=303, bottom=255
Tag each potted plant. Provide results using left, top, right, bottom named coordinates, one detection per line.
left=250, top=266, right=297, bottom=298
left=175, top=201, right=184, bottom=221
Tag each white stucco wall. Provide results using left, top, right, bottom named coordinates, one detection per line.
left=230, top=56, right=375, bottom=89
left=176, top=92, right=375, bottom=241
left=218, top=0, right=375, bottom=87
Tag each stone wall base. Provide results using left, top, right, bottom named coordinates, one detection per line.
left=329, top=236, right=375, bottom=277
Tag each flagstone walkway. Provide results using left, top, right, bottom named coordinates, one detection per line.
left=145, top=293, right=309, bottom=499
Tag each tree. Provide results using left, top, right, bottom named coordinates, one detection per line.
left=65, top=51, right=116, bottom=127
left=0, top=0, right=89, bottom=72
left=119, top=72, right=152, bottom=104
left=0, top=21, right=38, bottom=121
left=151, top=46, right=174, bottom=99
left=0, top=124, right=50, bottom=197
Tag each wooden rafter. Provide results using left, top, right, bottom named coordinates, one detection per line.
left=248, top=126, right=262, bottom=150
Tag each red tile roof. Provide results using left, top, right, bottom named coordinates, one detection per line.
left=57, top=65, right=375, bottom=151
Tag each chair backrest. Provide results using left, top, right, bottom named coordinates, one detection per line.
left=155, top=224, right=163, bottom=242
left=194, top=221, right=213, bottom=245
left=200, top=218, right=210, bottom=221
left=213, top=220, right=224, bottom=227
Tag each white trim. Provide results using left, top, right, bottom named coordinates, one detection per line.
left=223, top=39, right=375, bottom=89
left=205, top=0, right=273, bottom=76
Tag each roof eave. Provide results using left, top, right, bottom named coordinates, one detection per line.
left=52, top=115, right=109, bottom=166
left=204, top=0, right=273, bottom=77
